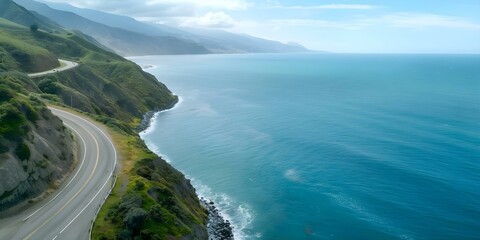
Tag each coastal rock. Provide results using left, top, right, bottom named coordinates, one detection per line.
left=0, top=108, right=75, bottom=212
left=137, top=98, right=179, bottom=133
left=0, top=155, right=28, bottom=196
left=200, top=198, right=234, bottom=240
left=137, top=111, right=155, bottom=132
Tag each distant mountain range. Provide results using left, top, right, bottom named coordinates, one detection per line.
left=13, top=0, right=209, bottom=56
left=13, top=0, right=310, bottom=56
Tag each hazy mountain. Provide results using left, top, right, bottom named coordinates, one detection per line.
left=37, top=0, right=184, bottom=37
left=182, top=27, right=310, bottom=53
left=35, top=0, right=310, bottom=54
left=14, top=0, right=210, bottom=56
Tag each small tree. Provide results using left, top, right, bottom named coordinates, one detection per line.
left=30, top=24, right=38, bottom=32
left=123, top=207, right=147, bottom=230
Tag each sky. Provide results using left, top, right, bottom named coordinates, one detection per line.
left=44, top=0, right=480, bottom=53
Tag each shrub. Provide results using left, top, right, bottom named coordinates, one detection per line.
left=136, top=166, right=153, bottom=180
left=124, top=207, right=147, bottom=230
left=30, top=24, right=38, bottom=32
left=139, top=230, right=162, bottom=240
left=149, top=204, right=163, bottom=221
left=38, top=78, right=62, bottom=94
left=0, top=86, right=15, bottom=102
left=119, top=194, right=143, bottom=214
left=0, top=136, right=8, bottom=154
left=117, top=229, right=132, bottom=240
left=135, top=180, right=145, bottom=191
left=0, top=103, right=28, bottom=141
left=15, top=142, right=30, bottom=161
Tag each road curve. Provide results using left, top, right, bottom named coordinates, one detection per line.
left=0, top=107, right=117, bottom=240
left=28, top=59, right=79, bottom=78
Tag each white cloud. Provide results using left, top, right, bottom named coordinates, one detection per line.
left=146, top=0, right=252, bottom=10
left=270, top=19, right=367, bottom=30
left=269, top=4, right=379, bottom=10
left=44, top=0, right=251, bottom=19
left=382, top=13, right=480, bottom=29
left=182, top=11, right=236, bottom=28
left=269, top=13, right=480, bottom=31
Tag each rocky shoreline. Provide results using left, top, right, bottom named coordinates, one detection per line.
left=137, top=110, right=156, bottom=132
left=201, top=198, right=235, bottom=240
left=137, top=96, right=179, bottom=133
left=138, top=104, right=235, bottom=240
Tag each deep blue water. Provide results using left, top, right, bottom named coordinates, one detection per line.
left=133, top=54, right=480, bottom=240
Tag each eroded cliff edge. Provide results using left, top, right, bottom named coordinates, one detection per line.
left=0, top=85, right=75, bottom=211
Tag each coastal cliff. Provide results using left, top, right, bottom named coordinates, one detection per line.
left=1, top=5, right=208, bottom=239
left=0, top=74, right=75, bottom=212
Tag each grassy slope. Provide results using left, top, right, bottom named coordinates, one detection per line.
left=0, top=18, right=59, bottom=73
left=0, top=15, right=207, bottom=240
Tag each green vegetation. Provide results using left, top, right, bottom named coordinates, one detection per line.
left=0, top=3, right=206, bottom=238
left=0, top=68, right=77, bottom=211
left=0, top=15, right=176, bottom=123
left=15, top=142, right=30, bottom=160
left=29, top=23, right=37, bottom=32
left=0, top=29, right=59, bottom=72
left=94, top=155, right=206, bottom=239
left=0, top=72, right=44, bottom=143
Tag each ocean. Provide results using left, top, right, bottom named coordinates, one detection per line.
left=132, top=53, right=480, bottom=240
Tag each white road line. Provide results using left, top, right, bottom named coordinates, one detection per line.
left=23, top=121, right=101, bottom=240
left=22, top=123, right=87, bottom=222
left=51, top=108, right=118, bottom=173
left=49, top=108, right=118, bottom=238
left=59, top=173, right=113, bottom=234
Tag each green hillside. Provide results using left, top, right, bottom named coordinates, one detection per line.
left=0, top=2, right=207, bottom=238
left=0, top=11, right=61, bottom=72
left=0, top=25, right=59, bottom=72
left=0, top=16, right=177, bottom=123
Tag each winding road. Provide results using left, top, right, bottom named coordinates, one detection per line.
left=28, top=59, right=79, bottom=78
left=0, top=108, right=117, bottom=240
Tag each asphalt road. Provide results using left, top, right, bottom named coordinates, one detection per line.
left=28, top=59, right=79, bottom=78
left=0, top=108, right=117, bottom=240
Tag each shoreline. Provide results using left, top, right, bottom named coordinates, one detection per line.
left=138, top=95, right=235, bottom=240
left=136, top=95, right=180, bottom=133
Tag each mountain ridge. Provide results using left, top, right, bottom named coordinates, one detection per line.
left=17, top=0, right=310, bottom=55
left=14, top=0, right=211, bottom=56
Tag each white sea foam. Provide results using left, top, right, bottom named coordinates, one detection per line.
left=139, top=95, right=257, bottom=239
left=141, top=64, right=158, bottom=70
left=142, top=139, right=257, bottom=239
left=140, top=96, right=183, bottom=136
left=284, top=169, right=301, bottom=182
left=327, top=193, right=414, bottom=240
left=192, top=178, right=257, bottom=240
left=142, top=139, right=171, bottom=163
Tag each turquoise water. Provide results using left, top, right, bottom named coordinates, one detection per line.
left=134, top=54, right=480, bottom=240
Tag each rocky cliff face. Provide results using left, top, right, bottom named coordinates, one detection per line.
left=0, top=105, right=75, bottom=211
